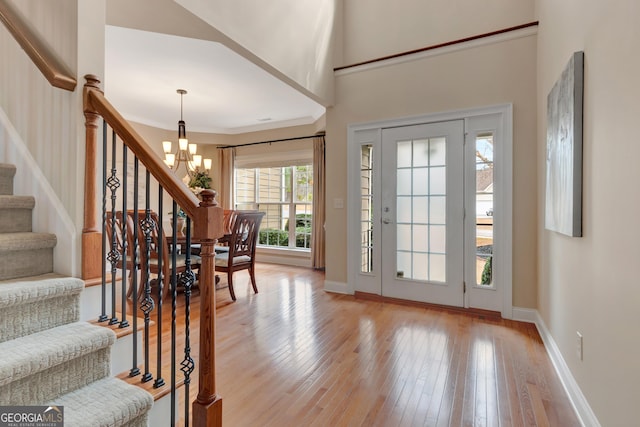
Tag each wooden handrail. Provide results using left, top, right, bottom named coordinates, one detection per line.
left=0, top=0, right=76, bottom=91
left=83, top=75, right=223, bottom=426
left=83, top=76, right=200, bottom=218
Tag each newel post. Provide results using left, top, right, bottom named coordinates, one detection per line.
left=81, top=74, right=103, bottom=279
left=193, top=189, right=223, bottom=427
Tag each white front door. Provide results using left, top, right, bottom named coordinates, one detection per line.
left=380, top=121, right=464, bottom=306
left=348, top=106, right=512, bottom=317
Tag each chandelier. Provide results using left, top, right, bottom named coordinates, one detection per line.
left=162, top=89, right=212, bottom=178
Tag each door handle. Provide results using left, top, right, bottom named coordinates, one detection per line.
left=382, top=218, right=392, bottom=224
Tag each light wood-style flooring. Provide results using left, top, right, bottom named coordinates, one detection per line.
left=141, top=263, right=580, bottom=426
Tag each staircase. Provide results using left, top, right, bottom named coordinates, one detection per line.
left=0, top=163, right=154, bottom=426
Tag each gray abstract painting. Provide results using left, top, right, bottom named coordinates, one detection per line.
left=545, top=51, right=584, bottom=237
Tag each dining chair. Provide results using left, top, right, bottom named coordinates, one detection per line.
left=133, top=210, right=202, bottom=300
left=189, top=209, right=237, bottom=258
left=215, top=211, right=265, bottom=301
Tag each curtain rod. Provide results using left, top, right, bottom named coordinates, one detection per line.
left=216, top=132, right=325, bottom=149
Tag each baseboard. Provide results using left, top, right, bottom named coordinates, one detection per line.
left=511, top=306, right=539, bottom=324
left=513, top=307, right=600, bottom=427
left=323, top=280, right=351, bottom=294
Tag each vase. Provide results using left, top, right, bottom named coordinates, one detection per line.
left=176, top=218, right=186, bottom=237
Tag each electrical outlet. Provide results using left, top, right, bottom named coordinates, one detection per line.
left=576, top=331, right=583, bottom=361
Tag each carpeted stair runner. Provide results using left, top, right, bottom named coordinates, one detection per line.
left=0, top=163, right=153, bottom=426
left=0, top=232, right=57, bottom=282
left=0, top=274, right=83, bottom=343
left=0, top=163, right=15, bottom=195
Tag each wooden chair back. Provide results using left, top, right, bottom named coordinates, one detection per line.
left=227, top=212, right=264, bottom=264
left=216, top=211, right=265, bottom=301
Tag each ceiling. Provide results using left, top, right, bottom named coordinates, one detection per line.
left=104, top=25, right=326, bottom=135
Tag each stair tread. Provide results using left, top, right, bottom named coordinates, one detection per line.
left=0, top=195, right=35, bottom=208
left=0, top=232, right=56, bottom=250
left=0, top=322, right=115, bottom=387
left=48, top=376, right=153, bottom=427
left=0, top=274, right=83, bottom=308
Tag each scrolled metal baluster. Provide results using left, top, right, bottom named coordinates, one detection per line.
left=140, top=170, right=155, bottom=383
left=180, top=217, right=196, bottom=426
left=170, top=200, right=178, bottom=425
left=106, top=129, right=120, bottom=325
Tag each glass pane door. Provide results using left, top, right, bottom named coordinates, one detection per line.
left=381, top=121, right=464, bottom=306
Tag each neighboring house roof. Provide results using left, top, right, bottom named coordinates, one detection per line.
left=477, top=167, right=493, bottom=193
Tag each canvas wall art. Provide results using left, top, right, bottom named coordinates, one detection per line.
left=545, top=51, right=584, bottom=237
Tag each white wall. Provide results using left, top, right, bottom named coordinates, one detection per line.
left=536, top=0, right=640, bottom=425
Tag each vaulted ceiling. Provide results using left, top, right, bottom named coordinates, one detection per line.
left=105, top=0, right=326, bottom=135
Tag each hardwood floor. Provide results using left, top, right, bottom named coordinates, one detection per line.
left=139, top=263, right=580, bottom=426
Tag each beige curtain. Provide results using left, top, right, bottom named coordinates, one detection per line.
left=311, top=135, right=326, bottom=269
left=218, top=147, right=235, bottom=209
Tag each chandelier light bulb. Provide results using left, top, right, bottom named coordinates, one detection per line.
left=162, top=140, right=172, bottom=153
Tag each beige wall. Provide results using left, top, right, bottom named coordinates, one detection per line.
left=326, top=34, right=539, bottom=308
left=0, top=0, right=105, bottom=275
left=0, top=0, right=78, bottom=216
left=341, top=0, right=535, bottom=65
left=536, top=0, right=640, bottom=425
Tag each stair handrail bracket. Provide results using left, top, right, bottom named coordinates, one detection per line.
left=83, top=75, right=224, bottom=427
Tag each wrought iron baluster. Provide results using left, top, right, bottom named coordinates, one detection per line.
left=106, top=129, right=120, bottom=326
left=140, top=170, right=155, bottom=383
left=129, top=157, right=140, bottom=378
left=154, top=187, right=165, bottom=389
left=99, top=119, right=108, bottom=322
left=180, top=217, right=196, bottom=426
left=170, top=200, right=178, bottom=426
left=119, top=143, right=129, bottom=328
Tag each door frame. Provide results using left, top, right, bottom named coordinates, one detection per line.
left=347, top=104, right=513, bottom=319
